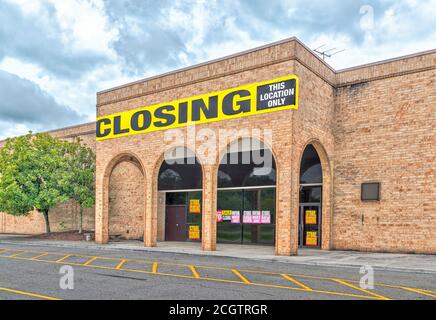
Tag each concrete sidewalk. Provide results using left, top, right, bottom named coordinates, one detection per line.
left=1, top=234, right=435, bottom=274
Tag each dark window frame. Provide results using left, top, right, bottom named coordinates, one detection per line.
left=218, top=149, right=277, bottom=189
left=158, top=156, right=203, bottom=191
left=300, top=145, right=323, bottom=185
left=361, top=182, right=381, bottom=201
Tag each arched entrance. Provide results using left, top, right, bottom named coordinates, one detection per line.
left=157, top=147, right=203, bottom=243
left=217, top=138, right=277, bottom=246
left=299, top=144, right=323, bottom=248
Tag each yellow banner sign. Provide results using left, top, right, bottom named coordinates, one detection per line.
left=96, top=75, right=299, bottom=141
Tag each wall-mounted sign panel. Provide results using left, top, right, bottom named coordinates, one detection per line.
left=96, top=75, right=299, bottom=141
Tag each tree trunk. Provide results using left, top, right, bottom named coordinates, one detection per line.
left=43, top=210, right=50, bottom=234
left=79, top=206, right=83, bottom=234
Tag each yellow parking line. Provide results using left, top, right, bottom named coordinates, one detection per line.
left=250, top=282, right=380, bottom=300
left=31, top=253, right=49, bottom=260
left=232, top=270, right=251, bottom=284
left=7, top=251, right=26, bottom=258
left=1, top=247, right=433, bottom=300
left=152, top=262, right=159, bottom=274
left=333, top=279, right=391, bottom=300
left=0, top=252, right=381, bottom=300
left=116, top=259, right=126, bottom=270
left=401, top=287, right=436, bottom=298
left=420, top=289, right=436, bottom=295
left=281, top=274, right=313, bottom=291
left=0, top=287, right=61, bottom=300
left=56, top=254, right=73, bottom=263
left=83, top=257, right=97, bottom=266
left=190, top=266, right=200, bottom=279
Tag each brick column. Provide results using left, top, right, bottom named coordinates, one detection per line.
left=275, top=164, right=296, bottom=256
left=202, top=164, right=217, bottom=251
left=144, top=173, right=157, bottom=247
left=95, top=173, right=109, bottom=244
left=289, top=179, right=300, bottom=256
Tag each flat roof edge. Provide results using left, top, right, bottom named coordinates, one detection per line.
left=43, top=121, right=96, bottom=135
left=337, top=48, right=436, bottom=73
left=0, top=121, right=96, bottom=144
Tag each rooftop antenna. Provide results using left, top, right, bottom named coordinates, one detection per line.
left=313, top=45, right=345, bottom=60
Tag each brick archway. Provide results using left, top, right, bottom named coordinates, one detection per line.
left=149, top=146, right=205, bottom=247
left=95, top=152, right=146, bottom=244
left=297, top=139, right=333, bottom=251
left=212, top=136, right=282, bottom=253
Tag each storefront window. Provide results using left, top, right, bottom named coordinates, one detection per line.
left=299, top=145, right=323, bottom=248
left=300, top=186, right=322, bottom=203
left=243, top=189, right=276, bottom=245
left=218, top=149, right=276, bottom=188
left=217, top=189, right=276, bottom=246
left=217, top=139, right=277, bottom=246
left=300, top=145, right=322, bottom=185
left=160, top=148, right=203, bottom=243
left=158, top=152, right=202, bottom=191
left=217, top=190, right=243, bottom=244
left=166, top=192, right=187, bottom=205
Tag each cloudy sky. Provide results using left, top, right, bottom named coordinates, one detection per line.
left=0, top=0, right=435, bottom=140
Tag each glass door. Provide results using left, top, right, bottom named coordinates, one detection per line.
left=299, top=204, right=321, bottom=248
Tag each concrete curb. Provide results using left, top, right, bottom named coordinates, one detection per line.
left=2, top=239, right=436, bottom=275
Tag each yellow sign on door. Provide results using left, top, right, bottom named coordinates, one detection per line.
left=189, top=225, right=200, bottom=240
left=306, top=232, right=318, bottom=247
left=305, top=210, right=317, bottom=225
left=189, top=200, right=201, bottom=214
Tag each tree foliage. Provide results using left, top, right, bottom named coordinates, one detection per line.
left=63, top=138, right=95, bottom=233
left=0, top=133, right=95, bottom=234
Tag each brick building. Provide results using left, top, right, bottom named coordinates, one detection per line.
left=1, top=38, right=435, bottom=255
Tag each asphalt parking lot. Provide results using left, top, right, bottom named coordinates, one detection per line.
left=0, top=242, right=435, bottom=300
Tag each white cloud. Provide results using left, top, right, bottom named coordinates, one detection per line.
left=3, top=0, right=42, bottom=15
left=46, top=0, right=118, bottom=58
left=0, top=121, right=32, bottom=140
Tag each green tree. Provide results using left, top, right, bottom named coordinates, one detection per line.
left=0, top=133, right=70, bottom=233
left=64, top=138, right=95, bottom=234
